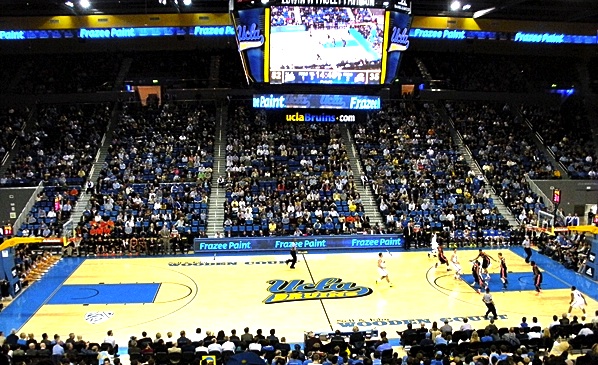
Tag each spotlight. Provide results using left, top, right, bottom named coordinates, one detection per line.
left=450, top=0, right=461, bottom=11
left=462, top=3, right=471, bottom=10
left=79, top=0, right=90, bottom=8
left=64, top=1, right=74, bottom=7
left=182, top=0, right=191, bottom=5
left=473, top=7, right=496, bottom=18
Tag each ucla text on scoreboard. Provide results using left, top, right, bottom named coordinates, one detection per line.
left=253, top=94, right=381, bottom=110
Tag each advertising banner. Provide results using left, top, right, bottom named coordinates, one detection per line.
left=584, top=238, right=598, bottom=280
left=193, top=234, right=403, bottom=253
left=253, top=94, right=381, bottom=110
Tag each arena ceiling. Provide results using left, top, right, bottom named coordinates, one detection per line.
left=0, top=0, right=597, bottom=23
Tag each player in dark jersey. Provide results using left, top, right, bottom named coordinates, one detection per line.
left=531, top=261, right=542, bottom=295
left=472, top=249, right=496, bottom=280
left=471, top=260, right=486, bottom=294
left=498, top=252, right=508, bottom=290
left=435, top=243, right=451, bottom=271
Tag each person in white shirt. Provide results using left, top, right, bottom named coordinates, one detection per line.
left=103, top=330, right=117, bottom=352
left=549, top=315, right=560, bottom=328
left=568, top=286, right=587, bottom=316
left=577, top=324, right=594, bottom=337
left=207, top=338, right=222, bottom=353
left=428, top=233, right=439, bottom=258
left=190, top=328, right=203, bottom=343
left=451, top=248, right=463, bottom=280
left=527, top=330, right=541, bottom=339
left=248, top=339, right=262, bottom=352
left=460, top=318, right=472, bottom=331
left=221, top=337, right=236, bottom=353
left=194, top=341, right=209, bottom=354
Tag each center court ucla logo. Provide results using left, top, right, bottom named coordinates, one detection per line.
left=264, top=277, right=372, bottom=304
left=388, top=27, right=410, bottom=52
left=237, top=23, right=264, bottom=51
left=84, top=311, right=114, bottom=324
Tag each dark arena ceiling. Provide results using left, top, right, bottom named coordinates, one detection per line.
left=0, top=0, right=597, bottom=23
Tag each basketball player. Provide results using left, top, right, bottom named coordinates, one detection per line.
left=568, top=286, right=587, bottom=316
left=522, top=236, right=532, bottom=263
left=450, top=248, right=463, bottom=280
left=498, top=252, right=508, bottom=290
left=428, top=233, right=439, bottom=258
left=376, top=252, right=392, bottom=287
left=471, top=260, right=486, bottom=294
left=531, top=261, right=542, bottom=295
left=435, top=243, right=451, bottom=271
left=472, top=249, right=496, bottom=280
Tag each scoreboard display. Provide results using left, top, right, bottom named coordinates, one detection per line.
left=231, top=0, right=411, bottom=85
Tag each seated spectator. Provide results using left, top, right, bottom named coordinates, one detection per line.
left=577, top=324, right=594, bottom=336
left=194, top=341, right=208, bottom=354
left=480, top=330, right=493, bottom=342
left=168, top=342, right=181, bottom=354
left=439, top=320, right=452, bottom=336
left=207, top=338, right=222, bottom=353
left=221, top=337, right=235, bottom=353
left=460, top=318, right=472, bottom=331
left=349, top=327, right=365, bottom=350
left=419, top=332, right=433, bottom=346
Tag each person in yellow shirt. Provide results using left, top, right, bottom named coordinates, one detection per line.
left=268, top=221, right=277, bottom=234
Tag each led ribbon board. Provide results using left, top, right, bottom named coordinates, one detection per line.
left=252, top=94, right=381, bottom=110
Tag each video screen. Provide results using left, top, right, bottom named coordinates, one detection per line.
left=269, top=6, right=386, bottom=85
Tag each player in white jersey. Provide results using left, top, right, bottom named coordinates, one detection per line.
left=568, top=286, right=587, bottom=316
left=376, top=252, right=393, bottom=287
left=428, top=233, right=439, bottom=258
left=450, top=248, right=463, bottom=280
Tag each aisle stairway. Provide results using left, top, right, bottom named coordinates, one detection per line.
left=512, top=104, right=569, bottom=178
left=206, top=103, right=228, bottom=237
left=113, top=57, right=133, bottom=91
left=438, top=103, right=520, bottom=228
left=0, top=106, right=37, bottom=174
left=208, top=56, right=221, bottom=88
left=68, top=103, right=120, bottom=227
left=339, top=124, right=384, bottom=229
left=576, top=57, right=598, bottom=158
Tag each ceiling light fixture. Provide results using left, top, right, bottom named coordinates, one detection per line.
left=79, top=0, right=91, bottom=8
left=473, top=6, right=496, bottom=18
left=183, top=0, right=192, bottom=5
left=450, top=1, right=461, bottom=11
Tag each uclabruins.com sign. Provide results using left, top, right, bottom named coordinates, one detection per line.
left=264, top=277, right=372, bottom=304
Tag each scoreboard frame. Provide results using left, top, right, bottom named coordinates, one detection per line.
left=230, top=0, right=411, bottom=86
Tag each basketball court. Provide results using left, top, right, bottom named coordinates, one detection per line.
left=2, top=247, right=597, bottom=349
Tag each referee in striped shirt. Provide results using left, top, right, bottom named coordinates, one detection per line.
left=483, top=288, right=498, bottom=319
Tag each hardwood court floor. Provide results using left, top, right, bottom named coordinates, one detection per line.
left=4, top=248, right=598, bottom=348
